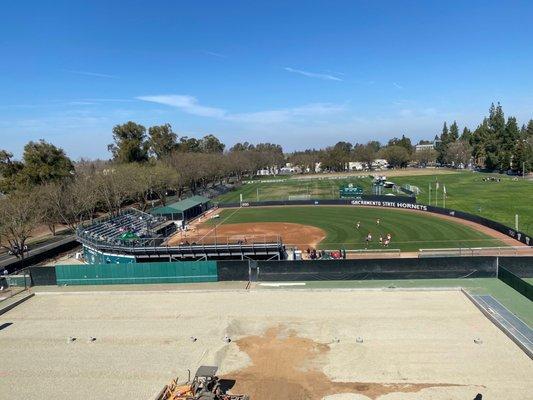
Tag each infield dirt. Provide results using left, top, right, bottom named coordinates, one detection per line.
left=168, top=221, right=326, bottom=250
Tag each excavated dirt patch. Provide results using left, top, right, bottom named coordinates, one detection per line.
left=226, top=326, right=460, bottom=400
left=168, top=222, right=326, bottom=250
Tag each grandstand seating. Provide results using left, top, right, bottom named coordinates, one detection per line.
left=79, top=209, right=167, bottom=246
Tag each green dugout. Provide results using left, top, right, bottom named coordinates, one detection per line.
left=150, top=195, right=211, bottom=221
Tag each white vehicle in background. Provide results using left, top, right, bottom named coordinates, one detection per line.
left=372, top=159, right=389, bottom=169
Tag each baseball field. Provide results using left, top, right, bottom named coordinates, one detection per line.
left=217, top=170, right=533, bottom=232
left=190, top=206, right=511, bottom=251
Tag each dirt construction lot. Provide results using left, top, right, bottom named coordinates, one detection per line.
left=1, top=289, right=532, bottom=399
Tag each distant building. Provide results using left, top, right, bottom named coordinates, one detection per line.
left=256, top=166, right=279, bottom=176
left=415, top=142, right=435, bottom=152
left=279, top=166, right=301, bottom=175
left=372, top=159, right=389, bottom=169
left=347, top=161, right=365, bottom=171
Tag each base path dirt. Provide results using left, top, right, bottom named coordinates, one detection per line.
left=167, top=222, right=326, bottom=250
left=226, top=326, right=460, bottom=400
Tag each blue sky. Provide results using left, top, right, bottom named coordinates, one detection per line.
left=1, top=0, right=533, bottom=159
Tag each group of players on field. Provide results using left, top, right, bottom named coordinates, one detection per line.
left=355, top=218, right=393, bottom=247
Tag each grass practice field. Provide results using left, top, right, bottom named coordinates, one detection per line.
left=217, top=170, right=533, bottom=232
left=206, top=206, right=505, bottom=251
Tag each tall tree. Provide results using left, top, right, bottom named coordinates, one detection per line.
left=0, top=150, right=24, bottom=192
left=380, top=145, right=410, bottom=168
left=108, top=121, right=149, bottom=163
left=20, top=140, right=74, bottom=185
left=352, top=143, right=376, bottom=169
left=366, top=140, right=381, bottom=153
left=525, top=119, right=533, bottom=137
left=435, top=122, right=450, bottom=164
left=449, top=121, right=459, bottom=142
left=0, top=189, right=40, bottom=264
left=388, top=135, right=413, bottom=154
left=178, top=136, right=201, bottom=153
left=460, top=127, right=472, bottom=143
left=484, top=103, right=505, bottom=170
left=444, top=141, right=472, bottom=166
left=148, top=124, right=178, bottom=159
left=199, top=134, right=225, bottom=153
left=230, top=142, right=255, bottom=152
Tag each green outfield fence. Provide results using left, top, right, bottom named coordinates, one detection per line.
left=498, top=266, right=533, bottom=301
left=27, top=256, right=533, bottom=290
left=55, top=261, right=217, bottom=285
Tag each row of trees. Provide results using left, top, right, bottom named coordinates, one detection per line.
left=289, top=104, right=532, bottom=172
left=288, top=136, right=415, bottom=171
left=0, top=127, right=286, bottom=259
left=1, top=104, right=532, bottom=261
left=433, top=104, right=533, bottom=172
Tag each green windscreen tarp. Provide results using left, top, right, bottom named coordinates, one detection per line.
left=55, top=261, right=217, bottom=285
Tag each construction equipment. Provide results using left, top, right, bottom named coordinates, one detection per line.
left=157, top=366, right=249, bottom=400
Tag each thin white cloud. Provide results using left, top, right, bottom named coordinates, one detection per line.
left=393, top=82, right=403, bottom=89
left=203, top=51, right=227, bottom=58
left=83, top=98, right=136, bottom=103
left=136, top=94, right=345, bottom=124
left=64, top=70, right=118, bottom=79
left=137, top=95, right=226, bottom=118
left=284, top=67, right=342, bottom=81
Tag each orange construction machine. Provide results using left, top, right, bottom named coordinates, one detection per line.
left=157, top=366, right=249, bottom=400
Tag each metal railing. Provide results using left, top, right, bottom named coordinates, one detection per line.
left=0, top=268, right=32, bottom=304
left=418, top=246, right=533, bottom=258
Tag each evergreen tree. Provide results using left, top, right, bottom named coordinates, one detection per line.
left=525, top=119, right=533, bottom=137
left=470, top=119, right=489, bottom=165
left=484, top=103, right=505, bottom=170
left=449, top=121, right=459, bottom=142
left=460, top=127, right=472, bottom=143
left=435, top=122, right=450, bottom=164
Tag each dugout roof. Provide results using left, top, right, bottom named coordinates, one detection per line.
left=150, top=195, right=211, bottom=221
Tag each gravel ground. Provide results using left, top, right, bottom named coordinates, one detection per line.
left=0, top=289, right=531, bottom=399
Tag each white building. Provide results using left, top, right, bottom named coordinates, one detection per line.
left=372, top=159, right=389, bottom=169
left=347, top=161, right=365, bottom=171
left=415, top=142, right=436, bottom=152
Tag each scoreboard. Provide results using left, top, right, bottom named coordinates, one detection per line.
left=339, top=185, right=364, bottom=198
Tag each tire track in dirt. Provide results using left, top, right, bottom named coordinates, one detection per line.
left=226, top=326, right=463, bottom=400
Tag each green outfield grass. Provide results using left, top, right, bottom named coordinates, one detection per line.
left=209, top=206, right=504, bottom=251
left=217, top=171, right=533, bottom=232
left=391, top=172, right=533, bottom=232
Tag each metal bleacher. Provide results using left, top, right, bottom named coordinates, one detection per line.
left=77, top=209, right=168, bottom=248
left=76, top=207, right=284, bottom=262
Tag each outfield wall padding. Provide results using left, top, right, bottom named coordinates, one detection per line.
left=498, top=266, right=533, bottom=301
left=253, top=257, right=498, bottom=281
left=217, top=260, right=250, bottom=281
left=499, top=256, right=533, bottom=278
left=55, top=261, right=217, bottom=285
left=30, top=266, right=57, bottom=286
left=219, top=194, right=416, bottom=209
